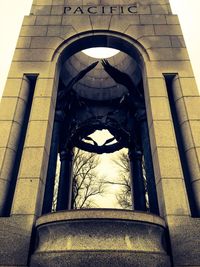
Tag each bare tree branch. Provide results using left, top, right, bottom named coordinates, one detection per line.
left=106, top=151, right=149, bottom=210
left=52, top=148, right=105, bottom=210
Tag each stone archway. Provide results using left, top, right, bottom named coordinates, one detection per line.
left=41, top=31, right=159, bottom=215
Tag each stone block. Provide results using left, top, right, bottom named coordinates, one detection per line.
left=19, top=147, right=49, bottom=181
left=20, top=25, right=47, bottom=37
left=89, top=15, right=112, bottom=30
left=179, top=77, right=199, bottom=97
left=147, top=77, right=168, bottom=97
left=11, top=178, right=44, bottom=216
left=167, top=216, right=200, bottom=266
left=33, top=78, right=57, bottom=102
left=166, top=15, right=179, bottom=25
left=29, top=97, right=54, bottom=122
left=149, top=1, right=170, bottom=3
left=3, top=76, right=30, bottom=103
left=139, top=36, right=171, bottom=49
left=150, top=120, right=176, bottom=150
left=138, top=4, right=151, bottom=14
left=52, top=0, right=64, bottom=4
left=30, top=36, right=63, bottom=49
left=35, top=0, right=52, bottom=5
left=170, top=36, right=186, bottom=48
left=0, top=215, right=35, bottom=265
left=8, top=61, right=55, bottom=79
left=146, top=61, right=194, bottom=78
left=0, top=97, right=18, bottom=121
left=36, top=15, right=62, bottom=26
left=16, top=37, right=31, bottom=49
left=13, top=48, right=53, bottom=62
left=176, top=96, right=200, bottom=124
left=3, top=99, right=26, bottom=126
left=184, top=97, right=200, bottom=121
left=51, top=5, right=64, bottom=15
left=157, top=178, right=190, bottom=216
left=25, top=120, right=52, bottom=151
left=154, top=24, right=182, bottom=35
left=23, top=16, right=36, bottom=25
left=147, top=47, right=189, bottom=61
left=2, top=79, right=23, bottom=97
left=49, top=15, right=62, bottom=25
left=65, top=0, right=82, bottom=4
left=96, top=0, right=115, bottom=4
left=189, top=120, right=200, bottom=147
left=35, top=15, right=49, bottom=25
left=150, top=97, right=171, bottom=120
left=125, top=25, right=154, bottom=39
left=153, top=147, right=182, bottom=181
left=32, top=5, right=52, bottom=15
left=150, top=4, right=169, bottom=14
left=0, top=121, right=13, bottom=148
left=47, top=25, right=76, bottom=39
left=110, top=15, right=140, bottom=32
left=47, top=25, right=61, bottom=36
left=62, top=15, right=92, bottom=32
left=0, top=148, right=6, bottom=171
left=140, top=14, right=166, bottom=24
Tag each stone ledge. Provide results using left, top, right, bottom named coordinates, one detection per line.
left=36, top=209, right=166, bottom=227
left=31, top=251, right=171, bottom=267
left=31, top=210, right=170, bottom=266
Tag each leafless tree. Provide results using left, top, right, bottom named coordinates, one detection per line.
left=102, top=150, right=148, bottom=210
left=72, top=149, right=105, bottom=209
left=52, top=148, right=105, bottom=211
left=101, top=151, right=132, bottom=209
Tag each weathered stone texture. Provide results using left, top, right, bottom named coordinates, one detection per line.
left=0, top=215, right=35, bottom=266
left=0, top=0, right=200, bottom=266
left=30, top=210, right=171, bottom=267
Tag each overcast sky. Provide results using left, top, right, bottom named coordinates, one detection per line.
left=0, top=0, right=200, bottom=98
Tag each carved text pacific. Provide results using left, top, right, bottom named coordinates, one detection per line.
left=64, top=5, right=138, bottom=15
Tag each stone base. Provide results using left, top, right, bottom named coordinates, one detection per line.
left=167, top=216, right=200, bottom=266
left=31, top=251, right=171, bottom=267
left=0, top=215, right=35, bottom=266
left=30, top=209, right=171, bottom=267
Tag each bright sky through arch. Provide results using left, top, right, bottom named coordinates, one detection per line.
left=82, top=47, right=120, bottom=59
left=0, top=0, right=200, bottom=98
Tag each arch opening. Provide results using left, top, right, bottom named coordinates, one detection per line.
left=53, top=31, right=149, bottom=66
left=42, top=33, right=159, bottom=215
left=82, top=47, right=120, bottom=59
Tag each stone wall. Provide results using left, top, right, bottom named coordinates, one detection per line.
left=0, top=0, right=199, bottom=266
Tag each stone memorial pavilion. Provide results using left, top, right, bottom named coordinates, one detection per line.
left=0, top=0, right=200, bottom=266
